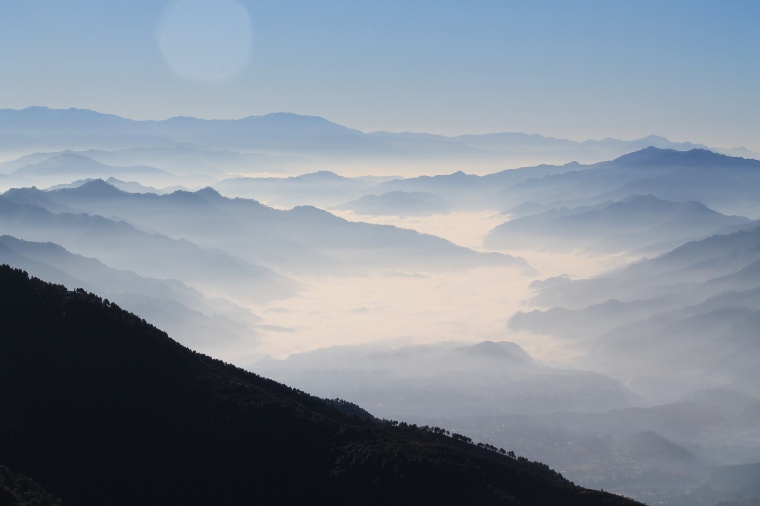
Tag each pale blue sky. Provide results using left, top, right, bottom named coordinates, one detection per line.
left=1, top=0, right=758, bottom=149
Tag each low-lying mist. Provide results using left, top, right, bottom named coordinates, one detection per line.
left=247, top=211, right=635, bottom=365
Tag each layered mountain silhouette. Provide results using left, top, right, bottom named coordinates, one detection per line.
left=486, top=194, right=749, bottom=254
left=0, top=107, right=379, bottom=153
left=492, top=147, right=760, bottom=217
left=2, top=107, right=758, bottom=506
left=254, top=340, right=636, bottom=419
left=47, top=176, right=168, bottom=194
left=370, top=164, right=580, bottom=210
left=0, top=235, right=260, bottom=358
left=2, top=107, right=754, bottom=176
left=338, top=148, right=760, bottom=226
left=0, top=265, right=641, bottom=506
left=13, top=153, right=167, bottom=178
left=440, top=388, right=760, bottom=505
left=511, top=225, right=760, bottom=396
left=0, top=191, right=293, bottom=303
left=0, top=180, right=529, bottom=274
left=214, top=170, right=376, bottom=208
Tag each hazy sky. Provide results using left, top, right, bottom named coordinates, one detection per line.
left=1, top=0, right=758, bottom=149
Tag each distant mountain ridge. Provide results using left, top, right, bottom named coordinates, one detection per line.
left=486, top=194, right=750, bottom=254
left=1, top=107, right=754, bottom=172
left=254, top=340, right=636, bottom=419
left=0, top=235, right=261, bottom=358
left=13, top=152, right=168, bottom=177
left=0, top=179, right=529, bottom=274
left=510, top=225, right=760, bottom=398
left=334, top=190, right=451, bottom=216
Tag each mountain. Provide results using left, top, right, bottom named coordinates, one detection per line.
left=0, top=107, right=387, bottom=154
left=362, top=163, right=583, bottom=211
left=47, top=176, right=168, bottom=194
left=492, top=147, right=760, bottom=217
left=367, top=130, right=755, bottom=167
left=486, top=194, right=750, bottom=254
left=0, top=235, right=261, bottom=359
left=1, top=180, right=529, bottom=274
left=214, top=170, right=375, bottom=208
left=529, top=223, right=760, bottom=309
left=0, top=192, right=294, bottom=303
left=511, top=225, right=760, bottom=398
left=361, top=148, right=760, bottom=218
left=2, top=107, right=754, bottom=177
left=428, top=389, right=760, bottom=506
left=0, top=265, right=641, bottom=506
left=453, top=340, right=534, bottom=362
left=13, top=153, right=168, bottom=178
left=253, top=340, right=636, bottom=419
left=0, top=147, right=265, bottom=182
left=334, top=190, right=451, bottom=216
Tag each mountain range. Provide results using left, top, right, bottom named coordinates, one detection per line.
left=486, top=194, right=750, bottom=254
left=0, top=179, right=528, bottom=275
left=254, top=340, right=637, bottom=419
left=365, top=147, right=760, bottom=219
left=1, top=107, right=759, bottom=506
left=511, top=224, right=760, bottom=398
left=0, top=235, right=260, bottom=359
left=334, top=190, right=452, bottom=217
left=1, top=107, right=755, bottom=176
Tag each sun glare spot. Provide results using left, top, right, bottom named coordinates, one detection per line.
left=157, top=0, right=252, bottom=83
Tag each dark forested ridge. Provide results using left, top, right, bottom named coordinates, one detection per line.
left=0, top=265, right=641, bottom=506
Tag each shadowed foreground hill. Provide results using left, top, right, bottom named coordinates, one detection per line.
left=0, top=265, right=641, bottom=506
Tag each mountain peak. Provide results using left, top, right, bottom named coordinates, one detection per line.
left=293, top=170, right=347, bottom=182
left=609, top=146, right=754, bottom=168
left=195, top=186, right=223, bottom=199
left=455, top=340, right=533, bottom=362
left=69, top=178, right=124, bottom=195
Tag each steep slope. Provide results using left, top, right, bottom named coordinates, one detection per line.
left=0, top=265, right=641, bottom=506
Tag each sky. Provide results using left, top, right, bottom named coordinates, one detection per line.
left=1, top=0, right=759, bottom=150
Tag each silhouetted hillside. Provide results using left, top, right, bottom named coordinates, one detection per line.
left=0, top=265, right=641, bottom=506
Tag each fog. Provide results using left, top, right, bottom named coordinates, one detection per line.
left=245, top=211, right=635, bottom=365
left=2, top=111, right=760, bottom=505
